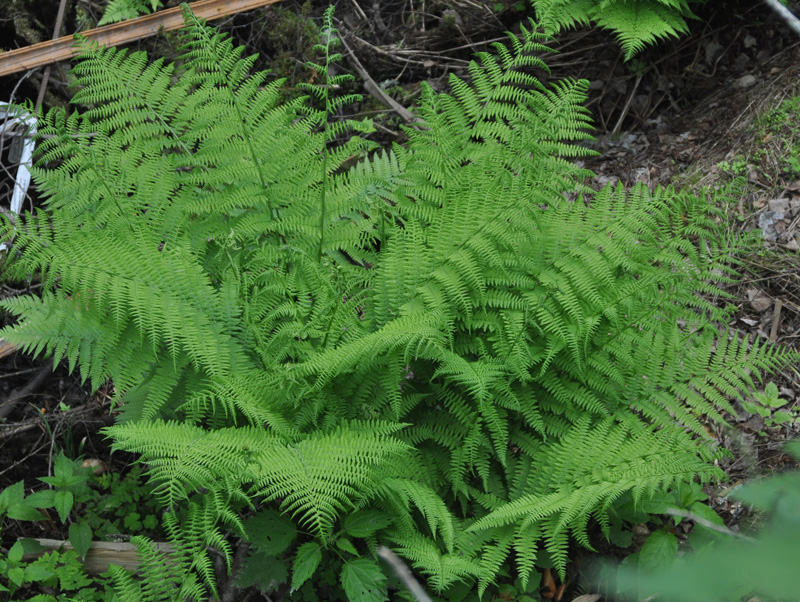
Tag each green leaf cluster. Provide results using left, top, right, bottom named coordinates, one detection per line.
left=0, top=457, right=107, bottom=600
left=0, top=456, right=164, bottom=600
left=1, top=4, right=795, bottom=600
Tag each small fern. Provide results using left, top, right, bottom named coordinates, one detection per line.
left=0, top=4, right=794, bottom=600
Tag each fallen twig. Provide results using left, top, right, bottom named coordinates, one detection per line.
left=770, top=298, right=783, bottom=341
left=0, top=364, right=52, bottom=420
left=339, top=33, right=421, bottom=126
left=763, top=0, right=800, bottom=38
left=377, top=546, right=433, bottom=602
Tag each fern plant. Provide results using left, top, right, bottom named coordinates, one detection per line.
left=529, top=0, right=707, bottom=59
left=1, top=4, right=795, bottom=600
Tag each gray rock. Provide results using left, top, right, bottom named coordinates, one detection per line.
left=768, top=197, right=790, bottom=213
left=735, top=74, right=758, bottom=88
left=747, top=288, right=773, bottom=313
left=759, top=211, right=782, bottom=241
left=705, top=41, right=724, bottom=65
left=734, top=53, right=750, bottom=71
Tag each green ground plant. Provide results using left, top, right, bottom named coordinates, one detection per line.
left=715, top=94, right=800, bottom=187
left=0, top=454, right=158, bottom=600
left=1, top=4, right=796, bottom=601
left=758, top=95, right=800, bottom=180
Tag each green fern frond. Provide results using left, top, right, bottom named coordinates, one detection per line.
left=99, top=0, right=163, bottom=25
left=251, top=423, right=410, bottom=539
left=530, top=0, right=698, bottom=59
left=593, top=0, right=692, bottom=59
left=388, top=531, right=484, bottom=592
left=469, top=416, right=723, bottom=579
left=377, top=478, right=456, bottom=551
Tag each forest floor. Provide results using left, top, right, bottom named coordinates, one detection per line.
left=1, top=0, right=800, bottom=598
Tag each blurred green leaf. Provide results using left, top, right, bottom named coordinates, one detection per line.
left=638, top=530, right=677, bottom=572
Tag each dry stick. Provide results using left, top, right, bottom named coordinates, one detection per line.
left=220, top=541, right=251, bottom=602
left=0, top=364, right=52, bottom=420
left=339, top=33, right=421, bottom=125
left=23, top=539, right=175, bottom=574
left=610, top=73, right=642, bottom=137
left=0, top=402, right=110, bottom=440
left=770, top=298, right=783, bottom=342
left=377, top=546, right=433, bottom=602
left=34, top=0, right=70, bottom=114
left=347, top=0, right=369, bottom=22
left=346, top=32, right=429, bottom=68
left=763, top=0, right=800, bottom=38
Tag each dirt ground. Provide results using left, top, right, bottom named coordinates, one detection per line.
left=1, top=0, right=800, bottom=596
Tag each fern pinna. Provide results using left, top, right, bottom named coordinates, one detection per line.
left=0, top=5, right=793, bottom=600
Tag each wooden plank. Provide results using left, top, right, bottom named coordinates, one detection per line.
left=0, top=0, right=282, bottom=78
left=23, top=538, right=175, bottom=574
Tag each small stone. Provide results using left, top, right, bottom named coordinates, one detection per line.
left=596, top=175, right=618, bottom=187
left=736, top=74, right=758, bottom=88
left=769, top=198, right=790, bottom=213
left=759, top=211, right=780, bottom=241
left=786, top=237, right=800, bottom=251
left=734, top=53, right=750, bottom=71
left=742, top=413, right=764, bottom=432
left=747, top=288, right=772, bottom=313
left=705, top=41, right=724, bottom=66
left=744, top=35, right=757, bottom=49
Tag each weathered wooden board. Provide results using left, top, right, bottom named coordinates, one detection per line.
left=0, top=0, right=283, bottom=78
left=23, top=538, right=175, bottom=574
